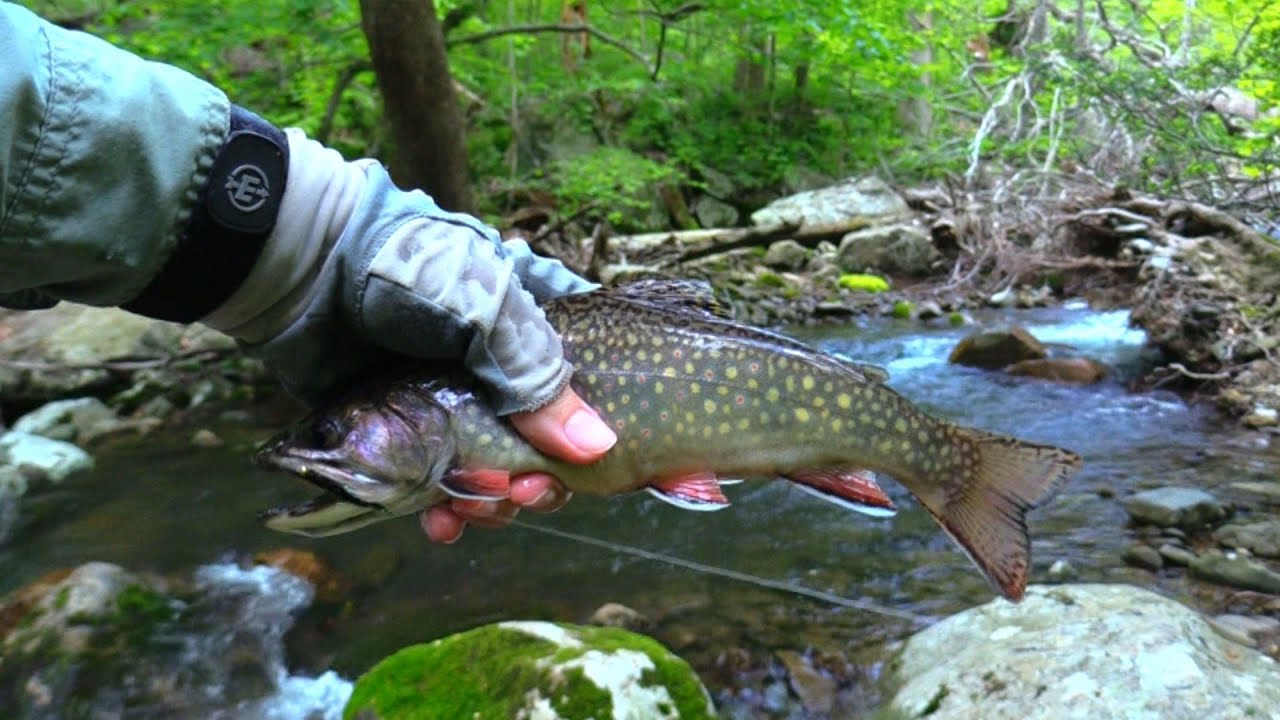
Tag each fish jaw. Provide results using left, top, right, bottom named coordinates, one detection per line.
left=258, top=494, right=392, bottom=538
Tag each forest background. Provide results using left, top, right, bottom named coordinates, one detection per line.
left=23, top=0, right=1280, bottom=237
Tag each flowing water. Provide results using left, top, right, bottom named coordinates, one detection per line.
left=2, top=306, right=1277, bottom=717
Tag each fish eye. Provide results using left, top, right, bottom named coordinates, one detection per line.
left=312, top=417, right=346, bottom=448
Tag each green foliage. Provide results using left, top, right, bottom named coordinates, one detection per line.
left=546, top=147, right=683, bottom=231
left=26, top=0, right=1280, bottom=223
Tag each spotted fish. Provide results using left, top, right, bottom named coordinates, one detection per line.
left=256, top=281, right=1081, bottom=600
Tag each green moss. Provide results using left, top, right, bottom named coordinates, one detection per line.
left=838, top=273, right=890, bottom=293
left=344, top=623, right=714, bottom=720
left=549, top=666, right=614, bottom=718
left=892, top=300, right=914, bottom=318
left=755, top=271, right=786, bottom=288
left=53, top=587, right=71, bottom=611
left=947, top=311, right=968, bottom=327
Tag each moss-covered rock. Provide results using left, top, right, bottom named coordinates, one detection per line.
left=344, top=621, right=715, bottom=720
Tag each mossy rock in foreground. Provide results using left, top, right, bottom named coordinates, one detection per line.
left=343, top=621, right=715, bottom=720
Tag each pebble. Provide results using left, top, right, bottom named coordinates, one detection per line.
left=1123, top=486, right=1231, bottom=529
left=1243, top=406, right=1278, bottom=429
left=776, top=650, right=836, bottom=714
left=1123, top=544, right=1163, bottom=571
left=1158, top=545, right=1197, bottom=567
left=189, top=429, right=224, bottom=448
left=1047, top=559, right=1075, bottom=579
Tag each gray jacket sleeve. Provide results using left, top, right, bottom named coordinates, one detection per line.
left=0, top=2, right=229, bottom=305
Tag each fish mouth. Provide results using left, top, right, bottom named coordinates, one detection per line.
left=255, top=448, right=391, bottom=537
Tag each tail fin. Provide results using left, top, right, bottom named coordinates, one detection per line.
left=923, top=430, right=1081, bottom=602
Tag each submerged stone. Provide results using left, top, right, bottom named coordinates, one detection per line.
left=1214, top=520, right=1280, bottom=559
left=1123, top=486, right=1230, bottom=529
left=343, top=621, right=714, bottom=720
left=1188, top=551, right=1280, bottom=594
left=886, top=584, right=1280, bottom=720
left=947, top=327, right=1047, bottom=369
left=1005, top=357, right=1108, bottom=384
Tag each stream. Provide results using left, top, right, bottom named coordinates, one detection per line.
left=2, top=305, right=1277, bottom=717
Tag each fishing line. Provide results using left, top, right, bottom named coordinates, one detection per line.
left=510, top=519, right=933, bottom=625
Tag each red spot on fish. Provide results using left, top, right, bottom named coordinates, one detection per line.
left=749, top=362, right=760, bottom=373
left=615, top=419, right=626, bottom=430
left=673, top=349, right=684, bottom=359
left=640, top=400, right=650, bottom=410
left=675, top=391, right=686, bottom=401
left=735, top=395, right=745, bottom=405
left=704, top=369, right=715, bottom=380
left=641, top=428, right=651, bottom=439
left=660, top=411, right=670, bottom=421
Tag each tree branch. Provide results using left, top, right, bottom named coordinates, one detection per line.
left=449, top=23, right=654, bottom=76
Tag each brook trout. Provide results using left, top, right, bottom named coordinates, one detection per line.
left=256, top=281, right=1081, bottom=600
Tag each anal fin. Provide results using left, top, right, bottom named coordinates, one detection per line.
left=440, top=468, right=511, bottom=501
left=646, top=472, right=730, bottom=512
left=786, top=469, right=897, bottom=518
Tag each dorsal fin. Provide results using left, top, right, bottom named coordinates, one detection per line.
left=606, top=279, right=734, bottom=319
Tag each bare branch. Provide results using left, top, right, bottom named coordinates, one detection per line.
left=449, top=23, right=654, bottom=76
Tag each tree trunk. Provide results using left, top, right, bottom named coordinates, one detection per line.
left=359, top=0, right=475, bottom=212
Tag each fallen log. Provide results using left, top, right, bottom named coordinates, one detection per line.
left=605, top=217, right=882, bottom=266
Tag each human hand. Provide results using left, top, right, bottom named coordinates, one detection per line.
left=420, top=385, right=616, bottom=542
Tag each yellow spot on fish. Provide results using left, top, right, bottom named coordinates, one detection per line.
left=651, top=337, right=664, bottom=347
left=901, top=440, right=912, bottom=451
left=637, top=350, right=648, bottom=361
left=623, top=360, right=634, bottom=371
left=837, top=394, right=852, bottom=409
left=802, top=376, right=815, bottom=390
left=812, top=397, right=825, bottom=408
left=737, top=418, right=750, bottom=430
left=831, top=419, right=843, bottom=432
left=662, top=367, right=677, bottom=378
left=766, top=388, right=781, bottom=403
left=895, top=418, right=908, bottom=434
left=617, top=376, right=627, bottom=387
left=717, top=386, right=729, bottom=396
left=620, top=394, right=630, bottom=405
left=606, top=402, right=617, bottom=413
left=703, top=426, right=714, bottom=438
left=652, top=353, right=663, bottom=363
left=685, top=362, right=696, bottom=374
left=685, top=412, right=696, bottom=423
left=654, top=381, right=665, bottom=394
left=719, top=422, right=731, bottom=435
left=794, top=408, right=811, bottom=423
left=690, top=382, right=701, bottom=395
left=704, top=400, right=717, bottom=415
left=859, top=413, right=872, bottom=424
left=477, top=433, right=493, bottom=446
left=583, top=350, right=595, bottom=362
left=747, top=378, right=759, bottom=390
left=586, top=374, right=598, bottom=385
left=725, top=367, right=739, bottom=380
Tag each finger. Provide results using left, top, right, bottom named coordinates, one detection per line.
left=450, top=498, right=519, bottom=528
left=421, top=506, right=465, bottom=544
left=510, top=472, right=572, bottom=512
left=510, top=386, right=616, bottom=465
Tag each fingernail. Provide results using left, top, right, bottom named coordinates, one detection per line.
left=564, top=408, right=617, bottom=454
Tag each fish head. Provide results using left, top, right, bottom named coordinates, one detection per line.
left=255, top=382, right=459, bottom=537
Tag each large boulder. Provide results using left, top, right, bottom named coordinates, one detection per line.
left=835, top=223, right=940, bottom=276
left=343, top=621, right=715, bottom=720
left=0, top=431, right=94, bottom=485
left=885, top=584, right=1280, bottom=720
left=11, top=398, right=123, bottom=444
left=0, top=561, right=350, bottom=718
left=751, top=176, right=908, bottom=227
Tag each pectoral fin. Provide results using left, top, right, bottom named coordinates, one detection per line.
left=441, top=468, right=512, bottom=500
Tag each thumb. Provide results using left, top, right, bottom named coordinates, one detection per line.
left=509, top=386, right=616, bottom=464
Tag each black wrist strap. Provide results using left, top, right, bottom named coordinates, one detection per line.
left=122, top=106, right=288, bottom=323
